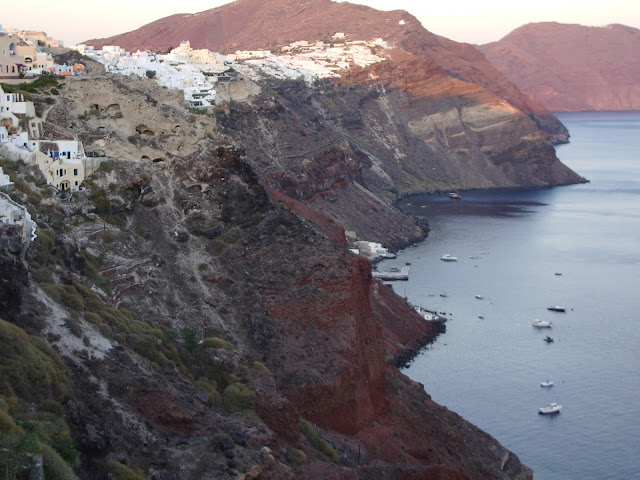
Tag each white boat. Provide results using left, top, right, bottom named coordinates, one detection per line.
left=540, top=381, right=554, bottom=387
left=372, top=266, right=410, bottom=281
left=475, top=294, right=484, bottom=299
left=538, top=402, right=562, bottom=414
left=449, top=192, right=462, bottom=199
left=414, top=306, right=443, bottom=322
left=441, top=254, right=458, bottom=262
left=532, top=320, right=552, bottom=328
left=547, top=306, right=566, bottom=312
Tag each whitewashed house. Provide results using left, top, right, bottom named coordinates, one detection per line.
left=27, top=140, right=95, bottom=191
left=0, top=86, right=37, bottom=123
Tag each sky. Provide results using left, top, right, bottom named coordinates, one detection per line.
left=3, top=0, right=640, bottom=47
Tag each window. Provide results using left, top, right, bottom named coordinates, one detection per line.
left=73, top=169, right=78, bottom=176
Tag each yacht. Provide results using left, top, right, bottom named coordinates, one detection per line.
left=547, top=306, right=566, bottom=312
left=539, top=403, right=562, bottom=414
left=441, top=254, right=458, bottom=262
left=532, top=320, right=552, bottom=328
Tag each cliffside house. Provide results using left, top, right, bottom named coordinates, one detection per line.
left=27, top=140, right=95, bottom=191
left=0, top=26, right=26, bottom=78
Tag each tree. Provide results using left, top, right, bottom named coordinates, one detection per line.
left=145, top=70, right=156, bottom=79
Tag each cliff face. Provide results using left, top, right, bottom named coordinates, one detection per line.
left=85, top=0, right=568, bottom=142
left=0, top=72, right=533, bottom=479
left=217, top=57, right=583, bottom=247
left=479, top=22, right=640, bottom=111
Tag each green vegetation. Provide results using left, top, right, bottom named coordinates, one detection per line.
left=300, top=419, right=340, bottom=464
left=221, top=382, right=253, bottom=413
left=1, top=76, right=61, bottom=94
left=286, top=447, right=308, bottom=466
left=107, top=461, right=147, bottom=480
left=0, top=319, right=77, bottom=479
left=0, top=319, right=68, bottom=406
left=145, top=70, right=156, bottom=79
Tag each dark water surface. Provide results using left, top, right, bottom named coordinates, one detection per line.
left=381, top=112, right=640, bottom=480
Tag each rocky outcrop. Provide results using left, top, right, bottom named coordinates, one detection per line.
left=1, top=121, right=533, bottom=478
left=479, top=22, right=640, bottom=112
left=218, top=64, right=583, bottom=248
left=85, top=0, right=567, bottom=142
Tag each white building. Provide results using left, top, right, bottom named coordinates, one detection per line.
left=27, top=140, right=95, bottom=191
left=0, top=191, right=37, bottom=243
left=0, top=86, right=37, bottom=125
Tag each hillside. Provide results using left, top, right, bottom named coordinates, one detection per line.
left=86, top=0, right=569, bottom=143
left=479, top=22, right=640, bottom=111
left=0, top=71, right=534, bottom=479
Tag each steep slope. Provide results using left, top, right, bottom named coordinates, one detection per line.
left=0, top=71, right=533, bottom=478
left=479, top=22, right=640, bottom=111
left=216, top=58, right=583, bottom=243
left=86, top=0, right=568, bottom=142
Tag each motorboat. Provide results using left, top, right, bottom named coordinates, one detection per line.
left=475, top=294, right=484, bottom=300
left=547, top=306, right=566, bottom=312
left=372, top=266, right=410, bottom=281
left=538, top=403, right=562, bottom=414
left=540, top=381, right=554, bottom=387
left=544, top=336, right=554, bottom=343
left=555, top=272, right=562, bottom=276
left=414, top=306, right=443, bottom=322
left=532, top=320, right=552, bottom=328
left=449, top=193, right=462, bottom=199
left=441, top=254, right=458, bottom=262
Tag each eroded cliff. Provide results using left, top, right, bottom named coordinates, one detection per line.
left=0, top=70, right=533, bottom=479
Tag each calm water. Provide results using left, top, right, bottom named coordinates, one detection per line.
left=381, top=111, right=640, bottom=480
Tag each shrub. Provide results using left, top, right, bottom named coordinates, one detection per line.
left=0, top=319, right=68, bottom=403
left=182, top=328, right=200, bottom=352
left=286, top=447, right=307, bottom=466
left=0, top=409, right=17, bottom=432
left=42, top=444, right=77, bottom=480
left=59, top=285, right=85, bottom=311
left=32, top=267, right=54, bottom=284
left=84, top=312, right=102, bottom=325
left=195, top=377, right=221, bottom=407
left=201, top=337, right=232, bottom=350
left=92, top=189, right=110, bottom=215
left=221, top=382, right=253, bottom=413
left=300, top=419, right=339, bottom=464
left=107, top=461, right=146, bottom=480
left=97, top=160, right=113, bottom=173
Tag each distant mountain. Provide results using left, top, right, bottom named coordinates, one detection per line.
left=479, top=22, right=640, bottom=111
left=85, top=0, right=567, bottom=142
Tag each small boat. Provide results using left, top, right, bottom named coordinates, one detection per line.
left=538, top=403, right=562, bottom=414
left=544, top=336, right=554, bottom=343
left=555, top=272, right=562, bottom=276
left=414, top=306, right=443, bottom=322
left=540, top=380, right=554, bottom=387
left=440, top=293, right=448, bottom=298
left=440, top=254, right=458, bottom=262
left=449, top=192, right=462, bottom=199
left=532, top=320, right=552, bottom=328
left=475, top=294, right=484, bottom=300
left=547, top=306, right=566, bottom=312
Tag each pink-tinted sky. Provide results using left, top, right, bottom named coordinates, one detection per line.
left=4, top=0, right=640, bottom=47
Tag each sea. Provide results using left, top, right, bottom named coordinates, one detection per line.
left=378, top=111, right=640, bottom=480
